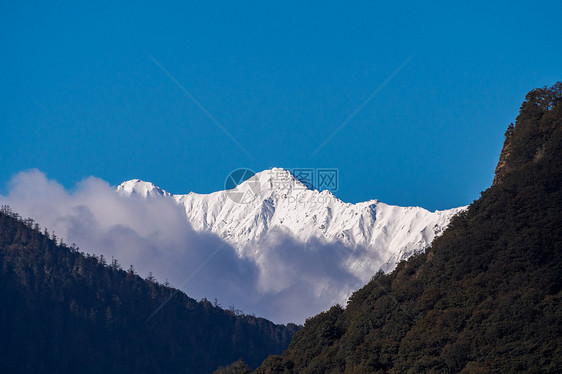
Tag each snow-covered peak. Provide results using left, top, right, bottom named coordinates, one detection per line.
left=117, top=179, right=170, bottom=198
left=116, top=168, right=466, bottom=279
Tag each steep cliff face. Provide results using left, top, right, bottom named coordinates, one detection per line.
left=492, top=125, right=513, bottom=186
left=493, top=82, right=562, bottom=186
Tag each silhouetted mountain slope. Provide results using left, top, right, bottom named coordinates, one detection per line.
left=0, top=209, right=299, bottom=374
left=256, top=83, right=562, bottom=373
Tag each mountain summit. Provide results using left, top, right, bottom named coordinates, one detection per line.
left=117, top=179, right=171, bottom=198
left=118, top=168, right=464, bottom=279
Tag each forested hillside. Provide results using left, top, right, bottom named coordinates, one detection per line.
left=256, top=83, right=562, bottom=373
left=0, top=209, right=299, bottom=373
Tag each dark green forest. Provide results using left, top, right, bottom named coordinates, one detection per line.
left=0, top=208, right=299, bottom=373
left=255, top=83, right=562, bottom=373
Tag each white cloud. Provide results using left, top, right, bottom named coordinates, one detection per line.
left=0, top=170, right=366, bottom=324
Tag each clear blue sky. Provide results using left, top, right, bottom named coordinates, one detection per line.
left=1, top=1, right=560, bottom=210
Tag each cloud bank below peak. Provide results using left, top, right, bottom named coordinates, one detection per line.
left=0, top=169, right=369, bottom=324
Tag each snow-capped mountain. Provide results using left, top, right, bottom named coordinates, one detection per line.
left=0, top=168, right=466, bottom=323
left=117, top=168, right=465, bottom=279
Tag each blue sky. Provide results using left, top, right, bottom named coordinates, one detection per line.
left=1, top=1, right=560, bottom=210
